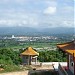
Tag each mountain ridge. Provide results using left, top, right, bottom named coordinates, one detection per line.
left=0, top=27, right=74, bottom=35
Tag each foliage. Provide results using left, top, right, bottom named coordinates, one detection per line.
left=0, top=48, right=22, bottom=72
left=38, top=50, right=67, bottom=62
left=0, top=39, right=67, bottom=72
left=3, top=64, right=21, bottom=72
left=0, top=48, right=22, bottom=65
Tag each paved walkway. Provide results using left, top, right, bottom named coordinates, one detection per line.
left=0, top=71, right=28, bottom=75
left=31, top=65, right=54, bottom=70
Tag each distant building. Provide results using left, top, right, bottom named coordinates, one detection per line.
left=12, top=35, right=15, bottom=38
left=21, top=47, right=39, bottom=65
left=57, top=41, right=75, bottom=75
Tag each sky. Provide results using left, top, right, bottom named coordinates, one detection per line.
left=0, top=0, right=74, bottom=28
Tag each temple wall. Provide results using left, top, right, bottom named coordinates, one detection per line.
left=22, top=56, right=29, bottom=65
left=22, top=55, right=32, bottom=65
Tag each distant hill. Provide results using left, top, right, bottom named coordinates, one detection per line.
left=41, top=27, right=75, bottom=34
left=0, top=27, right=74, bottom=35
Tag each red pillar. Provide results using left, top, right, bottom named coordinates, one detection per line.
left=73, top=53, right=75, bottom=75
left=74, top=57, right=75, bottom=75
left=67, top=54, right=69, bottom=68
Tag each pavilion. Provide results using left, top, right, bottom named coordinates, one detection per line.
left=21, top=47, right=39, bottom=65
left=57, top=41, right=75, bottom=75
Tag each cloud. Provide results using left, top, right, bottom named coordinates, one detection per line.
left=0, top=0, right=74, bottom=28
left=0, top=13, right=38, bottom=27
left=0, top=19, right=36, bottom=27
left=45, top=1, right=57, bottom=7
left=60, top=19, right=74, bottom=27
left=60, top=20, right=74, bottom=27
left=43, top=7, right=56, bottom=15
left=63, top=6, right=74, bottom=13
left=0, top=0, right=27, bottom=4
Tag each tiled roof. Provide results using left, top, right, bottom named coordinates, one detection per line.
left=21, top=47, right=39, bottom=56
left=57, top=41, right=75, bottom=57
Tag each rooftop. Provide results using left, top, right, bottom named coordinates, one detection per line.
left=57, top=41, right=75, bottom=57
left=21, top=47, right=39, bottom=56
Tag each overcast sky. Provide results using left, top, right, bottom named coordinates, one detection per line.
left=0, top=0, right=74, bottom=28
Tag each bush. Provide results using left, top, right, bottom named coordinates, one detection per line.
left=0, top=48, right=22, bottom=72
left=3, top=65, right=21, bottom=72
left=38, top=50, right=67, bottom=62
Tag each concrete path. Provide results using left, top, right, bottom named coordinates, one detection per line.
left=0, top=71, right=28, bottom=75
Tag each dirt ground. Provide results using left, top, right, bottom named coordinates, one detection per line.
left=0, top=71, right=28, bottom=75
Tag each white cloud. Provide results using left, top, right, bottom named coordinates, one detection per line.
left=60, top=6, right=74, bottom=15
left=45, top=1, right=57, bottom=7
left=61, top=21, right=74, bottom=27
left=0, top=0, right=27, bottom=4
left=0, top=0, right=74, bottom=28
left=0, top=20, right=19, bottom=27
left=63, top=6, right=74, bottom=12
left=0, top=13, right=38, bottom=27
left=43, top=7, right=56, bottom=14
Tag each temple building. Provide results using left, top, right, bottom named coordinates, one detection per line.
left=21, top=47, right=39, bottom=65
left=57, top=41, right=75, bottom=75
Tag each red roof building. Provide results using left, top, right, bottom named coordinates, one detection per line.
left=57, top=41, right=75, bottom=75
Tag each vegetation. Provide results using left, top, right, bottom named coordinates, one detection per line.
left=0, top=39, right=67, bottom=72
left=38, top=50, right=67, bottom=62
left=0, top=48, right=22, bottom=72
left=0, top=39, right=68, bottom=49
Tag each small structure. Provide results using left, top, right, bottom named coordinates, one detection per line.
left=57, top=41, right=75, bottom=75
left=21, top=47, right=39, bottom=65
left=12, top=35, right=15, bottom=38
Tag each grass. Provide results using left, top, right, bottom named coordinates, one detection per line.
left=0, top=64, right=23, bottom=73
left=0, top=64, right=33, bottom=73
